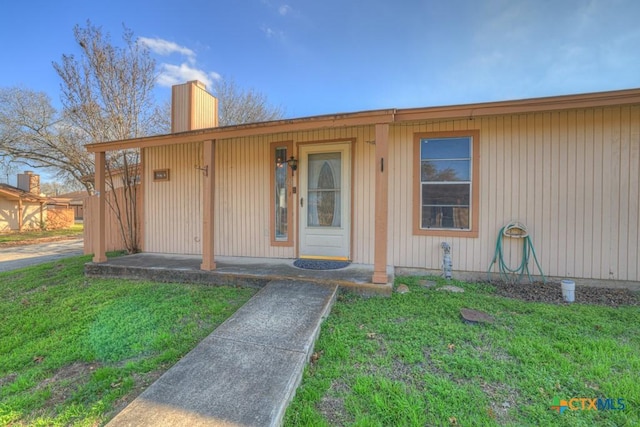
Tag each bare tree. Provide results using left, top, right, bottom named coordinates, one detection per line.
left=40, top=181, right=80, bottom=197
left=0, top=151, right=18, bottom=184
left=213, top=78, right=284, bottom=126
left=0, top=87, right=96, bottom=192
left=1, top=21, right=282, bottom=252
left=54, top=22, right=166, bottom=142
left=52, top=21, right=168, bottom=253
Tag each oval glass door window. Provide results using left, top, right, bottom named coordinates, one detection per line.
left=307, top=152, right=341, bottom=227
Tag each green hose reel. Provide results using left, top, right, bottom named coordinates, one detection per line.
left=487, top=222, right=546, bottom=284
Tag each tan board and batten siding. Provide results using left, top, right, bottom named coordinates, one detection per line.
left=84, top=186, right=142, bottom=253
left=143, top=104, right=639, bottom=282
left=171, top=81, right=218, bottom=133
left=144, top=126, right=378, bottom=261
left=389, top=105, right=640, bottom=282
left=144, top=142, right=203, bottom=254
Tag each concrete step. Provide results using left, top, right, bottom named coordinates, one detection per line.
left=107, top=280, right=337, bottom=427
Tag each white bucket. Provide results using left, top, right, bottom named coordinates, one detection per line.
left=561, top=280, right=575, bottom=303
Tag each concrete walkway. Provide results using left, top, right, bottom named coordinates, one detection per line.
left=107, top=280, right=338, bottom=427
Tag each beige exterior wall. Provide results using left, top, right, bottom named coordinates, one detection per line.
left=84, top=186, right=142, bottom=254
left=213, top=126, right=376, bottom=261
left=142, top=127, right=378, bottom=262
left=171, top=81, right=218, bottom=133
left=388, top=105, right=640, bottom=281
left=0, top=198, right=18, bottom=231
left=144, top=142, right=204, bottom=254
left=141, top=104, right=639, bottom=281
left=0, top=198, right=44, bottom=232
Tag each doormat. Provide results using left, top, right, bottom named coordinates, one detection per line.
left=293, top=259, right=351, bottom=270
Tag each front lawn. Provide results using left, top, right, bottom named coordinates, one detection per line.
left=0, top=223, right=84, bottom=245
left=0, top=254, right=256, bottom=426
left=285, top=277, right=639, bottom=426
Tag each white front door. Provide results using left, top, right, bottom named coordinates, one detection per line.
left=299, top=142, right=351, bottom=259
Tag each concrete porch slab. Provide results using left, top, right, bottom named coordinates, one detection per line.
left=85, top=253, right=393, bottom=296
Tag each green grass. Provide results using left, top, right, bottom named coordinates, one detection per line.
left=0, top=254, right=256, bottom=426
left=0, top=223, right=84, bottom=244
left=285, top=276, right=640, bottom=426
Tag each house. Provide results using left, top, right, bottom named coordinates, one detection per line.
left=54, top=191, right=88, bottom=221
left=45, top=196, right=76, bottom=229
left=85, top=81, right=640, bottom=286
left=0, top=172, right=47, bottom=232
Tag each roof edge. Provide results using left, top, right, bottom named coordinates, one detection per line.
left=0, top=184, right=48, bottom=202
left=86, top=87, right=640, bottom=152
left=395, top=87, right=640, bottom=122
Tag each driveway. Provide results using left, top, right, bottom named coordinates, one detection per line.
left=0, top=238, right=84, bottom=272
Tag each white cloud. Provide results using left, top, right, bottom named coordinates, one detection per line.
left=279, top=4, right=292, bottom=16
left=156, top=63, right=221, bottom=89
left=261, top=25, right=284, bottom=39
left=260, top=0, right=292, bottom=16
left=259, top=2, right=294, bottom=40
left=139, top=37, right=196, bottom=63
left=139, top=36, right=221, bottom=89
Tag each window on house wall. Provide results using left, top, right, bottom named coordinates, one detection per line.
left=271, top=141, right=293, bottom=246
left=414, top=130, right=479, bottom=237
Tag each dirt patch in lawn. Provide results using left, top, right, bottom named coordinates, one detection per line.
left=489, top=281, right=639, bottom=307
left=317, top=380, right=354, bottom=427
left=105, top=369, right=166, bottom=420
left=27, top=362, right=165, bottom=423
left=0, top=372, right=18, bottom=387
left=481, top=381, right=519, bottom=424
left=33, top=362, right=101, bottom=415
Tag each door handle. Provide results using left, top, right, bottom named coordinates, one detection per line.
left=300, top=197, right=304, bottom=207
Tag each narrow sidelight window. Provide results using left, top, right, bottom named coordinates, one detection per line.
left=271, top=141, right=293, bottom=246
left=274, top=147, right=288, bottom=240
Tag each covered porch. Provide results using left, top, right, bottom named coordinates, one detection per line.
left=85, top=81, right=393, bottom=287
left=85, top=253, right=394, bottom=296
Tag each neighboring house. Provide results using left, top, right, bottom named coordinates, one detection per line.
left=86, top=81, right=640, bottom=285
left=45, top=197, right=76, bottom=229
left=0, top=172, right=47, bottom=232
left=55, top=191, right=88, bottom=221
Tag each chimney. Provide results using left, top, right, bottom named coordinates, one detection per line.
left=171, top=80, right=218, bottom=133
left=17, top=171, right=40, bottom=195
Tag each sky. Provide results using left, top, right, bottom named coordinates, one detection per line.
left=1, top=0, right=639, bottom=119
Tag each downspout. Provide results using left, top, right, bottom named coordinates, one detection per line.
left=441, top=242, right=452, bottom=279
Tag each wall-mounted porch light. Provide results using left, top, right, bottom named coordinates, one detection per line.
left=277, top=155, right=298, bottom=176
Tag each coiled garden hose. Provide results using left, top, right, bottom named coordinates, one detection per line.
left=487, top=223, right=546, bottom=284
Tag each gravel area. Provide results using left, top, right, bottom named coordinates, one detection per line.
left=489, top=281, right=639, bottom=307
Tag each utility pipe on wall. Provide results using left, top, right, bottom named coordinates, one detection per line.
left=441, top=242, right=452, bottom=279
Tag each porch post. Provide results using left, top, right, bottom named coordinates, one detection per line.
left=17, top=198, right=23, bottom=231
left=201, top=139, right=216, bottom=270
left=93, top=151, right=107, bottom=263
left=372, top=123, right=389, bottom=284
